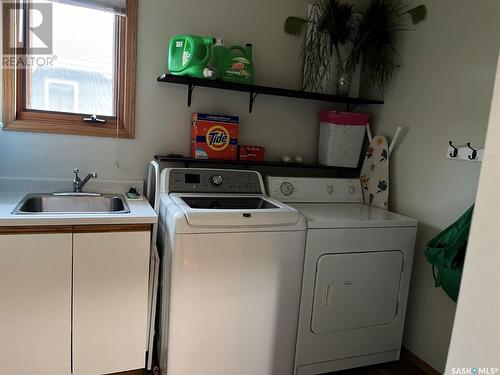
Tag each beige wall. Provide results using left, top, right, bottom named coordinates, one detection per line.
left=0, top=0, right=327, bottom=179
left=369, top=1, right=499, bottom=372
left=445, top=51, right=500, bottom=375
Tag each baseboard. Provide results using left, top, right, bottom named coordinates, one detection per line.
left=401, top=347, right=442, bottom=375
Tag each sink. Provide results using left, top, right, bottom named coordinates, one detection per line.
left=12, top=193, right=130, bottom=215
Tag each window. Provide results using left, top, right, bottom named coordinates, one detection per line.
left=2, top=0, right=137, bottom=138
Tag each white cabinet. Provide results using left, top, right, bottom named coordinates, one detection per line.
left=72, top=231, right=150, bottom=375
left=0, top=228, right=150, bottom=375
left=0, top=233, right=72, bottom=375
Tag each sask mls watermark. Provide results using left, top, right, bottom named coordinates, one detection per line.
left=3, top=1, right=56, bottom=68
left=451, top=368, right=499, bottom=375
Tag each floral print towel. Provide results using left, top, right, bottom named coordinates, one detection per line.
left=360, top=135, right=389, bottom=209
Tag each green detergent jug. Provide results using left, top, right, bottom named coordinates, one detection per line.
left=210, top=38, right=227, bottom=79
left=168, top=35, right=215, bottom=78
left=222, top=44, right=254, bottom=84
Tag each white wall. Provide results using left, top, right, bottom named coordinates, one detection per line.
left=445, top=53, right=500, bottom=375
left=369, top=1, right=499, bottom=372
left=0, top=0, right=329, bottom=180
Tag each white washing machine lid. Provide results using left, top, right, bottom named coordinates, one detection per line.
left=170, top=193, right=302, bottom=228
left=288, top=203, right=417, bottom=229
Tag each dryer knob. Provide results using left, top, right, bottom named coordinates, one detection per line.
left=280, top=182, right=294, bottom=196
left=349, top=186, right=356, bottom=194
left=211, top=175, right=223, bottom=186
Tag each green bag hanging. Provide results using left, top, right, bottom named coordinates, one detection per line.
left=424, top=206, right=474, bottom=302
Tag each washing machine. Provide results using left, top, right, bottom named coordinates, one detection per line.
left=156, top=168, right=307, bottom=375
left=266, top=176, right=417, bottom=375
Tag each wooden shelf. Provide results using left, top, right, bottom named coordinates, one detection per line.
left=157, top=73, right=383, bottom=113
left=154, top=155, right=360, bottom=177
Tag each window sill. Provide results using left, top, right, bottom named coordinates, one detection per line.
left=2, top=120, right=134, bottom=139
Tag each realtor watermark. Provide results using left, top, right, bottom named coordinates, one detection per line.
left=3, top=55, right=57, bottom=68
left=451, top=368, right=499, bottom=375
left=3, top=1, right=56, bottom=68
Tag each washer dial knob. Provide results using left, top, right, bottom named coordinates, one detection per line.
left=211, top=175, right=223, bottom=186
left=280, top=182, right=294, bottom=196
left=349, top=185, right=356, bottom=194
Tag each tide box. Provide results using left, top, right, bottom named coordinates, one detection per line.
left=191, top=113, right=239, bottom=160
left=238, top=145, right=265, bottom=161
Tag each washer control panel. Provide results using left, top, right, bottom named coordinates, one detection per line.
left=168, top=168, right=263, bottom=194
left=266, top=177, right=363, bottom=203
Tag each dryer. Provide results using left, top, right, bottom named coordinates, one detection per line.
left=267, top=176, right=417, bottom=375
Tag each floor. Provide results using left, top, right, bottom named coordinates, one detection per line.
left=119, top=357, right=429, bottom=375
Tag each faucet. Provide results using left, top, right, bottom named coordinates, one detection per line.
left=73, top=168, right=97, bottom=193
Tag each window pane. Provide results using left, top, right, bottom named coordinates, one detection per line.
left=26, top=1, right=116, bottom=116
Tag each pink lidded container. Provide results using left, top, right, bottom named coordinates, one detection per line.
left=318, top=111, right=370, bottom=168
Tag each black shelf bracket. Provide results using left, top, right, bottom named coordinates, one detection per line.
left=187, top=82, right=195, bottom=107
left=249, top=91, right=258, bottom=113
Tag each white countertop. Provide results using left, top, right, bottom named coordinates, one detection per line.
left=0, top=193, right=157, bottom=226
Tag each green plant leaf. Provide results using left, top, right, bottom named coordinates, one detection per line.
left=284, top=16, right=309, bottom=36
left=407, top=5, right=427, bottom=24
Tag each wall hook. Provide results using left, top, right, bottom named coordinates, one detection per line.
left=449, top=141, right=458, bottom=157
left=466, top=143, right=477, bottom=160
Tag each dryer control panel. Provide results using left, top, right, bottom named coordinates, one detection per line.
left=266, top=177, right=363, bottom=203
left=166, top=168, right=264, bottom=194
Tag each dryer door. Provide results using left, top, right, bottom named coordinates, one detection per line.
left=311, top=251, right=403, bottom=333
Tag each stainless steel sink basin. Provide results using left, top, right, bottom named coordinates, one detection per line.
left=12, top=193, right=130, bottom=215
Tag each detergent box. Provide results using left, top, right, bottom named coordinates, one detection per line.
left=191, top=113, right=239, bottom=160
left=238, top=145, right=265, bottom=161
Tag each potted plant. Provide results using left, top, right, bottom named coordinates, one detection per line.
left=284, top=0, right=427, bottom=96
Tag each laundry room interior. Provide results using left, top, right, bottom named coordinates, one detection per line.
left=0, top=0, right=498, bottom=375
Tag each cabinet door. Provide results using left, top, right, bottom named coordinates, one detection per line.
left=72, top=231, right=150, bottom=375
left=0, top=233, right=72, bottom=375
